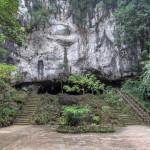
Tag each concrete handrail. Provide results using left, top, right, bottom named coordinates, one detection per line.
left=126, top=92, right=150, bottom=116
left=115, top=88, right=150, bottom=124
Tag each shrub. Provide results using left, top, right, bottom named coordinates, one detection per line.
left=104, top=86, right=130, bottom=114
left=34, top=112, right=50, bottom=125
left=121, top=80, right=142, bottom=99
left=59, top=118, right=67, bottom=126
left=92, top=116, right=101, bottom=124
left=121, top=55, right=150, bottom=108
left=61, top=106, right=90, bottom=126
left=57, top=125, right=115, bottom=134
left=63, top=74, right=104, bottom=94
left=121, top=79, right=150, bottom=109
left=102, top=106, right=111, bottom=114
left=101, top=106, right=112, bottom=123
left=0, top=108, right=16, bottom=120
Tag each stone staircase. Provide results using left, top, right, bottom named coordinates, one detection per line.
left=14, top=94, right=41, bottom=125
left=116, top=88, right=150, bottom=125
left=100, top=98, right=142, bottom=126
left=13, top=91, right=147, bottom=126
left=109, top=106, right=142, bottom=126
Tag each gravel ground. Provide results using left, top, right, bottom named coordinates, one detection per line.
left=0, top=125, right=150, bottom=150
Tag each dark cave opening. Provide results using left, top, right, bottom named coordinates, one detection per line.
left=37, top=81, right=62, bottom=94
left=14, top=79, right=125, bottom=95
left=15, top=81, right=62, bottom=95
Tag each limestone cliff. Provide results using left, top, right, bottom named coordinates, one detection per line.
left=1, top=0, right=141, bottom=83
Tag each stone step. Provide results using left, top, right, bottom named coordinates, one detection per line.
left=24, top=105, right=37, bottom=106
left=17, top=115, right=31, bottom=117
left=15, top=119, right=31, bottom=122
left=25, top=101, right=39, bottom=102
left=26, top=102, right=40, bottom=103
left=29, top=98, right=40, bottom=99
left=17, top=115, right=31, bottom=118
left=23, top=106, right=37, bottom=107
left=16, top=120, right=31, bottom=122
left=14, top=122, right=31, bottom=124
left=21, top=108, right=37, bottom=110
left=20, top=111, right=36, bottom=113
left=14, top=123, right=30, bottom=125
left=21, top=112, right=35, bottom=114
left=14, top=94, right=40, bottom=125
left=24, top=103, right=39, bottom=106
left=27, top=100, right=40, bottom=102
left=20, top=111, right=36, bottom=114
left=17, top=113, right=33, bottom=115
left=17, top=118, right=32, bottom=120
left=119, top=117, right=137, bottom=120
left=125, top=123, right=142, bottom=125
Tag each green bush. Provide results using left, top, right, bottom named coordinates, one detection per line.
left=61, top=106, right=90, bottom=126
left=0, top=86, right=28, bottom=127
left=121, top=80, right=142, bottom=99
left=57, top=125, right=115, bottom=134
left=102, top=106, right=111, bottom=115
left=121, top=77, right=150, bottom=109
left=104, top=87, right=130, bottom=113
left=92, top=116, right=101, bottom=124
left=0, top=108, right=16, bottom=120
left=34, top=112, right=50, bottom=125
left=63, top=74, right=104, bottom=94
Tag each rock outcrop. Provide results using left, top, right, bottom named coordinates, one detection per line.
left=1, top=0, right=141, bottom=83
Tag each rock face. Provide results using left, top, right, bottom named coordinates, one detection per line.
left=3, top=0, right=141, bottom=83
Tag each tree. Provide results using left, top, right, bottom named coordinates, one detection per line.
left=140, top=55, right=150, bottom=101
left=61, top=106, right=90, bottom=126
left=0, top=0, right=22, bottom=88
left=0, top=63, right=18, bottom=88
left=68, top=0, right=101, bottom=28
left=0, top=0, right=26, bottom=46
left=63, top=74, right=104, bottom=94
left=114, top=0, right=150, bottom=53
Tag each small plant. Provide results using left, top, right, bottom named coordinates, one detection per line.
left=102, top=106, right=111, bottom=123
left=61, top=106, right=90, bottom=126
left=91, top=123, right=97, bottom=126
left=59, top=118, right=67, bottom=126
left=111, top=119, right=118, bottom=128
left=102, top=106, right=110, bottom=112
left=92, top=116, right=101, bottom=124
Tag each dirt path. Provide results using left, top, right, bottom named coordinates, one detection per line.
left=0, top=125, right=150, bottom=150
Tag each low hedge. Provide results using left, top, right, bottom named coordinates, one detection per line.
left=56, top=125, right=115, bottom=134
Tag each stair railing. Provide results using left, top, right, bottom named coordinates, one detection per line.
left=115, top=88, right=150, bottom=124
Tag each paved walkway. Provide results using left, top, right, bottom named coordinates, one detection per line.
left=0, top=125, right=150, bottom=150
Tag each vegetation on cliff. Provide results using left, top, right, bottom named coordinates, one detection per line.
left=0, top=0, right=26, bottom=46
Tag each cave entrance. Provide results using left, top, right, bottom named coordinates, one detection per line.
left=37, top=81, right=61, bottom=94
left=15, top=81, right=62, bottom=95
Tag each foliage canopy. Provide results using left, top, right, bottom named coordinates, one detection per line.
left=61, top=106, right=90, bottom=126
left=0, top=0, right=26, bottom=46
left=63, top=74, right=104, bottom=94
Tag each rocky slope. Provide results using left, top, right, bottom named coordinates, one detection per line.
left=1, top=0, right=141, bottom=84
